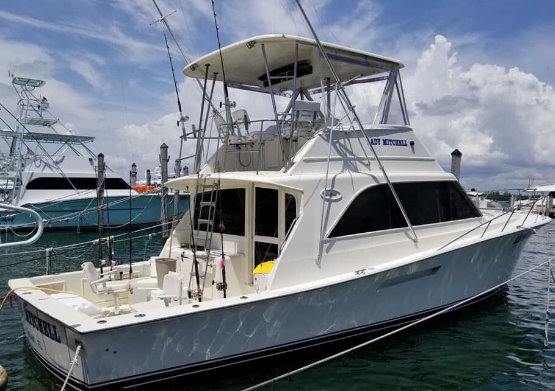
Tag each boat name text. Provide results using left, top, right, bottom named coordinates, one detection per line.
left=370, top=138, right=408, bottom=147
left=24, top=309, right=62, bottom=343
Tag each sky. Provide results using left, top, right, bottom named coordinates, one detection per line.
left=1, top=0, right=555, bottom=191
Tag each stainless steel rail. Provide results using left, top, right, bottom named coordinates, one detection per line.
left=0, top=204, right=43, bottom=248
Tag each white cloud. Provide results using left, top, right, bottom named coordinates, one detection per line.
left=0, top=9, right=165, bottom=64
left=67, top=58, right=107, bottom=93
left=405, top=35, right=555, bottom=190
left=0, top=39, right=54, bottom=95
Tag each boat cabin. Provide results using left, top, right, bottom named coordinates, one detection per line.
left=154, top=34, right=481, bottom=300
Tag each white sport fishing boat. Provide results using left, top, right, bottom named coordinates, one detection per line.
left=0, top=76, right=187, bottom=229
left=8, top=34, right=551, bottom=389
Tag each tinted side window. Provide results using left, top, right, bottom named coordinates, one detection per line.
left=394, top=182, right=445, bottom=225
left=394, top=181, right=479, bottom=224
left=26, top=177, right=130, bottom=190
left=27, top=177, right=68, bottom=190
left=255, top=187, right=278, bottom=237
left=194, top=188, right=245, bottom=236
left=329, top=185, right=407, bottom=237
left=284, top=193, right=297, bottom=234
left=106, top=178, right=131, bottom=190
left=329, top=181, right=480, bottom=238
left=447, top=182, right=481, bottom=219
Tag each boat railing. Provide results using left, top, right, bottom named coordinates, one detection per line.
left=0, top=152, right=64, bottom=166
left=437, top=195, right=547, bottom=251
left=0, top=204, right=43, bottom=248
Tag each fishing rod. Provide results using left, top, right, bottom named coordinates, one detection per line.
left=163, top=30, right=188, bottom=160
left=217, top=180, right=227, bottom=298
left=210, top=0, right=229, bottom=299
left=210, top=0, right=234, bottom=141
left=185, top=185, right=202, bottom=302
left=128, top=170, right=133, bottom=276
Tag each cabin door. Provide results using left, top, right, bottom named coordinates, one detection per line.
left=251, top=186, right=298, bottom=276
left=253, top=187, right=280, bottom=270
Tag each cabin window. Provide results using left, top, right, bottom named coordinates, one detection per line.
left=329, top=181, right=480, bottom=238
left=394, top=181, right=480, bottom=224
left=26, top=177, right=130, bottom=190
left=255, top=187, right=278, bottom=237
left=254, top=241, right=278, bottom=267
left=284, top=193, right=297, bottom=234
left=194, top=188, right=245, bottom=236
left=329, top=184, right=406, bottom=237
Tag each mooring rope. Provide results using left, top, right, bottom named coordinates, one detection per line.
left=60, top=343, right=82, bottom=391
left=241, top=256, right=554, bottom=391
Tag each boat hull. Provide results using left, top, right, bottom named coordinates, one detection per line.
left=0, top=194, right=189, bottom=229
left=16, top=228, right=533, bottom=390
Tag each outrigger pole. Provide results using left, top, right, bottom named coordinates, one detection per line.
left=295, top=0, right=418, bottom=242
left=152, top=0, right=220, bottom=174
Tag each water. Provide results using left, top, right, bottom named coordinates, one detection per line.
left=0, top=225, right=554, bottom=390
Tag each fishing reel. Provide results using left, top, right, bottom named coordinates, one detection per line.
left=187, top=288, right=201, bottom=300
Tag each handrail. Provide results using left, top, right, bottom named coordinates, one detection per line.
left=0, top=204, right=43, bottom=248
left=518, top=195, right=545, bottom=227
left=437, top=211, right=512, bottom=251
left=437, top=197, right=545, bottom=251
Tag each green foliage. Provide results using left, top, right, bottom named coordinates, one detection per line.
left=485, top=191, right=529, bottom=201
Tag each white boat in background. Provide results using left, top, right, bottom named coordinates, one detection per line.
left=527, top=184, right=555, bottom=217
left=466, top=190, right=504, bottom=209
left=8, top=33, right=551, bottom=390
left=0, top=76, right=188, bottom=229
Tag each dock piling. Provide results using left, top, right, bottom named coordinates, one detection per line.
left=130, top=163, right=137, bottom=187
left=451, top=149, right=462, bottom=181
left=160, top=144, right=170, bottom=241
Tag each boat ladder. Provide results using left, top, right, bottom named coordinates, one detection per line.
left=188, top=179, right=219, bottom=297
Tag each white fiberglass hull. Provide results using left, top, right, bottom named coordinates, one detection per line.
left=17, top=228, right=534, bottom=390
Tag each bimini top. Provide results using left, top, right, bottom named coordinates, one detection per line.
left=183, top=34, right=403, bottom=92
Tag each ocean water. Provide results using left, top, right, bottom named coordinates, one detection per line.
left=0, top=224, right=553, bottom=391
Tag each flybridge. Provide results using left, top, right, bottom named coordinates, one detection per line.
left=179, top=34, right=411, bottom=176
left=183, top=34, right=403, bottom=93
